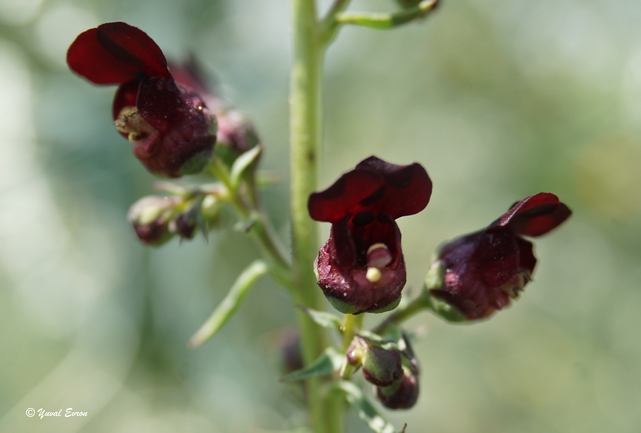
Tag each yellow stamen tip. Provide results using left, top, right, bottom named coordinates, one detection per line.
left=366, top=267, right=382, bottom=283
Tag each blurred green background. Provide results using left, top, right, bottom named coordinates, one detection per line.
left=1, top=0, right=640, bottom=432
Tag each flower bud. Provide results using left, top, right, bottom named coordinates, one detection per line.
left=127, top=196, right=180, bottom=246
left=376, top=368, right=419, bottom=410
left=216, top=109, right=260, bottom=153
left=346, top=337, right=403, bottom=387
left=278, top=329, right=304, bottom=375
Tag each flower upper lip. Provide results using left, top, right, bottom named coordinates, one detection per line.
left=491, top=192, right=572, bottom=237
left=67, top=22, right=171, bottom=85
left=308, top=156, right=433, bottom=223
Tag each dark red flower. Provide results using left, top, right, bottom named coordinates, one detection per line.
left=308, top=156, right=432, bottom=314
left=429, top=193, right=572, bottom=320
left=67, top=22, right=216, bottom=178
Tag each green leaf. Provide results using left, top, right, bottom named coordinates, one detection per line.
left=339, top=381, right=399, bottom=433
left=189, top=260, right=268, bottom=348
left=335, top=0, right=438, bottom=30
left=297, top=306, right=343, bottom=332
left=280, top=347, right=343, bottom=382
left=230, top=144, right=262, bottom=189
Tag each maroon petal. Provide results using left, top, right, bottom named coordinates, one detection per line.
left=169, top=60, right=212, bottom=101
left=495, top=193, right=572, bottom=237
left=315, top=217, right=406, bottom=314
left=356, top=156, right=432, bottom=219
left=475, top=228, right=520, bottom=287
left=516, top=237, right=537, bottom=274
left=308, top=169, right=384, bottom=223
left=331, top=216, right=357, bottom=269
left=136, top=77, right=181, bottom=131
left=67, top=22, right=169, bottom=85
left=112, top=80, right=139, bottom=122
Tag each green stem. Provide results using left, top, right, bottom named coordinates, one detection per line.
left=341, top=313, right=363, bottom=350
left=319, top=0, right=353, bottom=45
left=209, top=159, right=292, bottom=288
left=373, top=294, right=429, bottom=334
left=290, top=1, right=330, bottom=433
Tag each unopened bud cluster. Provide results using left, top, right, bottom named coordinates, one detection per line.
left=346, top=334, right=419, bottom=409
left=128, top=193, right=218, bottom=246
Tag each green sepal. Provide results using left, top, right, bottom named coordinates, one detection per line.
left=424, top=260, right=445, bottom=290
left=422, top=288, right=466, bottom=323
left=189, top=260, right=268, bottom=348
left=297, top=306, right=343, bottom=333
left=280, top=347, right=343, bottom=382
left=338, top=382, right=401, bottom=433
left=233, top=213, right=257, bottom=233
left=213, top=142, right=241, bottom=168
left=230, top=144, right=263, bottom=190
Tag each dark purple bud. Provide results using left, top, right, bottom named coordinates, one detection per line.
left=170, top=213, right=197, bottom=240
left=127, top=196, right=180, bottom=246
left=67, top=22, right=217, bottom=178
left=376, top=368, right=419, bottom=410
left=430, top=193, right=572, bottom=320
left=309, top=156, right=432, bottom=314
left=278, top=329, right=304, bottom=374
left=216, top=109, right=260, bottom=153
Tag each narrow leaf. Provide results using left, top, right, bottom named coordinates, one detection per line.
left=230, top=144, right=262, bottom=188
left=339, top=381, right=397, bottom=433
left=336, top=0, right=438, bottom=30
left=280, top=347, right=343, bottom=382
left=297, top=306, right=342, bottom=332
left=189, top=260, right=268, bottom=348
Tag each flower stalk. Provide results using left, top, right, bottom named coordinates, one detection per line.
left=290, top=1, right=331, bottom=432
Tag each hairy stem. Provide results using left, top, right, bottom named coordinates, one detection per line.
left=290, top=1, right=331, bottom=432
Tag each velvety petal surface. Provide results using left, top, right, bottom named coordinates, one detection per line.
left=516, top=237, right=537, bottom=274
left=309, top=156, right=431, bottom=223
left=136, top=77, right=181, bottom=131
left=112, top=80, right=139, bottom=121
left=495, top=192, right=572, bottom=237
left=315, top=218, right=406, bottom=314
left=356, top=156, right=432, bottom=219
left=67, top=22, right=169, bottom=85
left=308, top=169, right=384, bottom=223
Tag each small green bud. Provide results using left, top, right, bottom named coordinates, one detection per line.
left=347, top=337, right=403, bottom=387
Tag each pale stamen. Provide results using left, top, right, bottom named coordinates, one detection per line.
left=114, top=106, right=156, bottom=141
left=365, top=243, right=393, bottom=283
